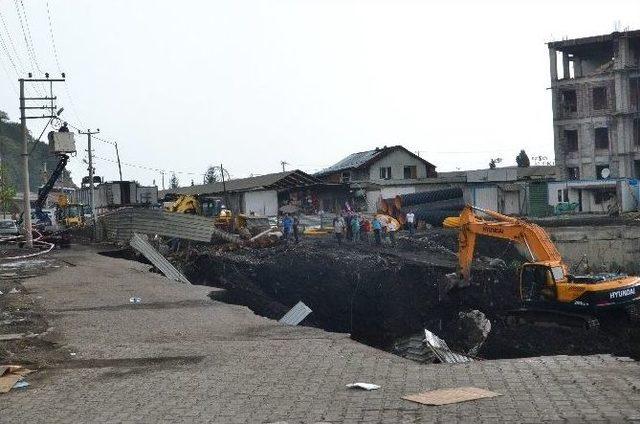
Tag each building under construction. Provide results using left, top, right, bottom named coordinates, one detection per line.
left=549, top=30, right=640, bottom=181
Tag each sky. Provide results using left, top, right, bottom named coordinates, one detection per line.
left=0, top=0, right=639, bottom=188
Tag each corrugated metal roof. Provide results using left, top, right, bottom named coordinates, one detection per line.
left=316, top=145, right=436, bottom=176
left=98, top=208, right=240, bottom=244
left=316, top=149, right=385, bottom=175
left=159, top=170, right=321, bottom=197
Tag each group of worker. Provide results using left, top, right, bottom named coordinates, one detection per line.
left=281, top=213, right=301, bottom=243
left=332, top=211, right=415, bottom=246
left=279, top=210, right=417, bottom=246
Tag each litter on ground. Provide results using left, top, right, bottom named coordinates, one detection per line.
left=346, top=383, right=380, bottom=391
left=0, top=365, right=32, bottom=394
left=402, top=387, right=502, bottom=405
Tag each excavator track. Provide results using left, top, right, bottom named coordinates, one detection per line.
left=626, top=303, right=640, bottom=323
left=505, top=308, right=600, bottom=331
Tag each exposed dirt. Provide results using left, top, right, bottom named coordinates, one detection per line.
left=0, top=258, right=68, bottom=368
left=176, top=229, right=640, bottom=361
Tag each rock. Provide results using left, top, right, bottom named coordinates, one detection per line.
left=451, top=310, right=491, bottom=356
left=488, top=258, right=507, bottom=268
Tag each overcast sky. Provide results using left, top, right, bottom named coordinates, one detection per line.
left=1, top=0, right=639, bottom=188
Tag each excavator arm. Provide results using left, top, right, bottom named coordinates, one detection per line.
left=446, top=205, right=567, bottom=282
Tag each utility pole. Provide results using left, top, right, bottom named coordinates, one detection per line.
left=161, top=171, right=165, bottom=190
left=280, top=160, right=288, bottom=172
left=114, top=142, right=123, bottom=181
left=79, top=129, right=100, bottom=240
left=19, top=74, right=65, bottom=248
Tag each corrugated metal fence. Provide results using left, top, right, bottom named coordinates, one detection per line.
left=98, top=207, right=239, bottom=244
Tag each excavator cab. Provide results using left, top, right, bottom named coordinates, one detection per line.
left=519, top=264, right=556, bottom=303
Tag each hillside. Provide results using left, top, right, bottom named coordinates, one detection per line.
left=0, top=110, right=74, bottom=194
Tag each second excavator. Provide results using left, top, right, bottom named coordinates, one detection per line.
left=445, top=205, right=640, bottom=327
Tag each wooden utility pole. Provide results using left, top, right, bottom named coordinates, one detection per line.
left=280, top=160, right=288, bottom=172
left=79, top=129, right=100, bottom=240
left=19, top=74, right=65, bottom=248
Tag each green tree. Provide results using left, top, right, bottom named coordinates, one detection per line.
left=0, top=164, right=15, bottom=213
left=204, top=165, right=219, bottom=184
left=169, top=173, right=179, bottom=189
left=516, top=149, right=530, bottom=167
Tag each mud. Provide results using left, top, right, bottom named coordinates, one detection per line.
left=178, top=229, right=640, bottom=361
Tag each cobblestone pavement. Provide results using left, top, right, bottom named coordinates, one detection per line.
left=2, top=247, right=640, bottom=423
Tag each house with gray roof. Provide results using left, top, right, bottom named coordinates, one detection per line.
left=315, top=145, right=437, bottom=184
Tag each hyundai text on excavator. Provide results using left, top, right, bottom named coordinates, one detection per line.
left=445, top=205, right=640, bottom=327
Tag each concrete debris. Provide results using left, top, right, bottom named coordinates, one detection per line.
left=402, top=387, right=502, bottom=406
left=279, top=301, right=312, bottom=325
left=455, top=310, right=491, bottom=356
left=129, top=233, right=191, bottom=284
left=8, top=288, right=19, bottom=294
left=346, top=383, right=380, bottom=391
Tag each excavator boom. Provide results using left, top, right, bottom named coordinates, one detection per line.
left=445, top=205, right=640, bottom=323
left=450, top=205, right=566, bottom=282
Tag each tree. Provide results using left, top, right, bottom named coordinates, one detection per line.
left=0, top=110, right=8, bottom=122
left=516, top=149, right=530, bottom=167
left=169, top=173, right=179, bottom=189
left=0, top=164, right=15, bottom=214
left=488, top=157, right=502, bottom=169
left=204, top=165, right=219, bottom=184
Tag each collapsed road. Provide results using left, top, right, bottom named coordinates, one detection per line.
left=162, top=228, right=640, bottom=361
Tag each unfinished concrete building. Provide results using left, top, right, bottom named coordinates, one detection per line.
left=549, top=30, right=640, bottom=180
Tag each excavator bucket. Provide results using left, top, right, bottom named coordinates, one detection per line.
left=444, top=272, right=471, bottom=292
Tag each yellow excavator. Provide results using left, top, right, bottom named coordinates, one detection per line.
left=164, top=194, right=235, bottom=228
left=56, top=194, right=85, bottom=228
left=165, top=195, right=202, bottom=215
left=445, top=205, right=640, bottom=327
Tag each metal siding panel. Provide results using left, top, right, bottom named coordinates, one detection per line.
left=129, top=233, right=191, bottom=284
left=279, top=301, right=312, bottom=325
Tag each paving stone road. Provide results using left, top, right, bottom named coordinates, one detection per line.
left=2, top=246, right=640, bottom=423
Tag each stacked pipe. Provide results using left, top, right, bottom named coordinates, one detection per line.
left=394, top=188, right=464, bottom=227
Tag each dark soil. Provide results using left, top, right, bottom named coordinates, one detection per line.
left=177, top=229, right=640, bottom=361
left=0, top=263, right=67, bottom=367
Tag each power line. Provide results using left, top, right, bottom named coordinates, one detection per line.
left=11, top=0, right=46, bottom=97
left=44, top=0, right=61, bottom=71
left=14, top=0, right=41, bottom=72
left=0, top=52, right=18, bottom=95
left=44, top=0, right=85, bottom=127
left=1, top=4, right=42, bottom=97
left=0, top=8, right=26, bottom=75
left=92, top=154, right=206, bottom=177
